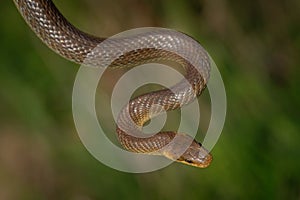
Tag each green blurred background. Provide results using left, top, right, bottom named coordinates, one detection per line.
left=1, top=0, right=300, bottom=199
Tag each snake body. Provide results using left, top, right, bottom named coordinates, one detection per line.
left=13, top=0, right=212, bottom=168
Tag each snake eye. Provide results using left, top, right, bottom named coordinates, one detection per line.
left=196, top=141, right=202, bottom=146
left=185, top=159, right=193, bottom=164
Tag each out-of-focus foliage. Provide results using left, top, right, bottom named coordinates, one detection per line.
left=0, top=0, right=299, bottom=199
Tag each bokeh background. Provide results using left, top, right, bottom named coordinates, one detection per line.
left=1, top=0, right=300, bottom=199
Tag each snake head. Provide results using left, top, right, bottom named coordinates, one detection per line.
left=176, top=140, right=212, bottom=168
left=163, top=134, right=212, bottom=168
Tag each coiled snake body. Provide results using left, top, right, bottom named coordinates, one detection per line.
left=13, top=0, right=212, bottom=168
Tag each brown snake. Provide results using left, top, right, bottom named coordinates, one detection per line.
left=13, top=0, right=213, bottom=168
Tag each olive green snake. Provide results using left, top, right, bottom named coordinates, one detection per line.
left=13, top=0, right=213, bottom=168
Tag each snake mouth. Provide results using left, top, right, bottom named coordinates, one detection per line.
left=197, top=153, right=213, bottom=168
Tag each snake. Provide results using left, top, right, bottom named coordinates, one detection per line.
left=13, top=0, right=213, bottom=168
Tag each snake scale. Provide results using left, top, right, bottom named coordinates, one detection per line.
left=13, top=0, right=212, bottom=168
